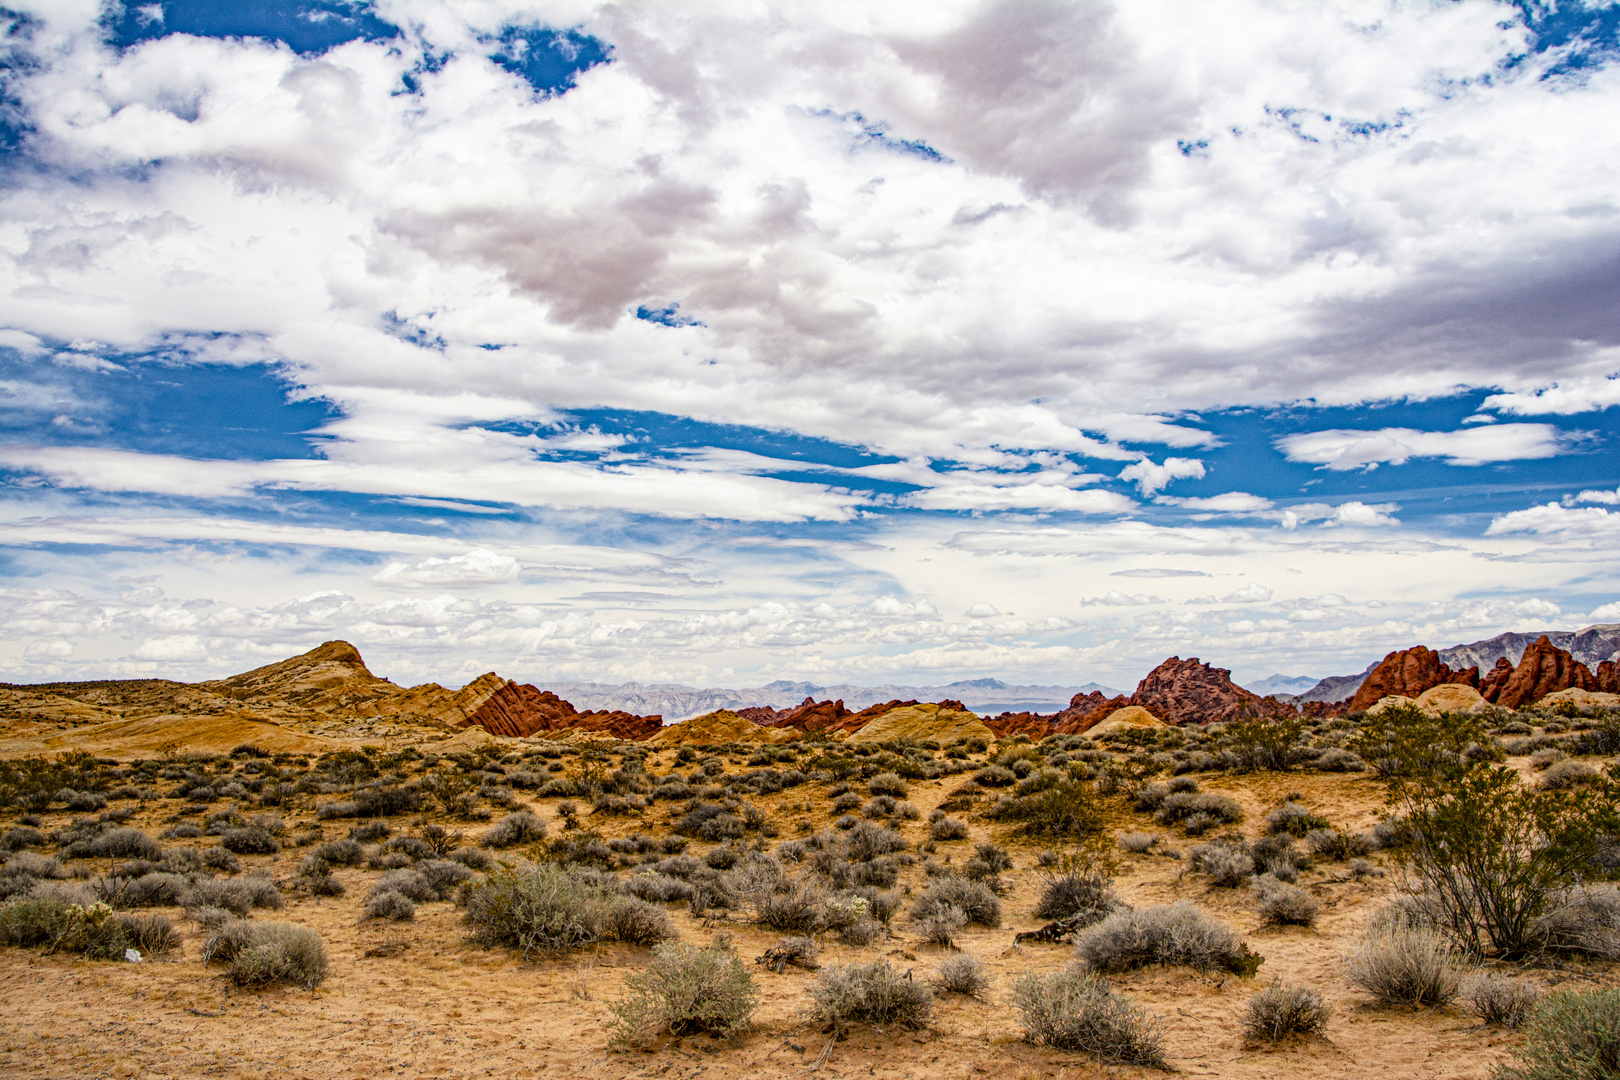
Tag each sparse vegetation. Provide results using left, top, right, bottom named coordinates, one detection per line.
left=810, top=960, right=934, bottom=1030
left=203, top=920, right=329, bottom=989
left=607, top=938, right=758, bottom=1047
left=1244, top=983, right=1330, bottom=1041
left=1011, top=964, right=1167, bottom=1067
left=1494, top=987, right=1620, bottom=1080
left=1340, top=924, right=1465, bottom=1007
left=1461, top=972, right=1540, bottom=1028
left=1074, top=901, right=1261, bottom=976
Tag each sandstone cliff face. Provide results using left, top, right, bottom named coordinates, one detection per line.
left=823, top=699, right=922, bottom=735
left=1488, top=635, right=1597, bottom=711
left=1346, top=647, right=1478, bottom=713
left=1479, top=657, right=1515, bottom=704
left=1129, top=657, right=1262, bottom=725
left=1599, top=660, right=1620, bottom=696
left=463, top=682, right=661, bottom=740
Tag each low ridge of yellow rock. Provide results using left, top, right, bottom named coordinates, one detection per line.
left=1083, top=705, right=1166, bottom=737
left=647, top=710, right=796, bottom=746
left=1368, top=684, right=1486, bottom=717
left=1539, top=686, right=1620, bottom=708
left=846, top=703, right=995, bottom=745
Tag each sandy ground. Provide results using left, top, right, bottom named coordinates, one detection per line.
left=0, top=761, right=1613, bottom=1080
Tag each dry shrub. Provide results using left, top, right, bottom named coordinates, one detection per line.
left=1074, top=901, right=1260, bottom=976
left=1011, top=964, right=1166, bottom=1068
left=1118, top=832, right=1159, bottom=854
left=1254, top=876, right=1319, bottom=928
left=608, top=938, right=758, bottom=1048
left=1495, top=987, right=1620, bottom=1080
left=1243, top=983, right=1330, bottom=1041
left=1340, top=924, right=1465, bottom=1007
left=1532, top=886, right=1620, bottom=959
left=931, top=953, right=990, bottom=997
left=1461, top=972, right=1540, bottom=1028
left=480, top=811, right=546, bottom=849
left=929, top=817, right=970, bottom=841
left=603, top=896, right=678, bottom=946
left=204, top=920, right=329, bottom=988
left=810, top=960, right=933, bottom=1030
left=915, top=904, right=966, bottom=947
left=365, top=890, right=415, bottom=921
left=911, top=876, right=1001, bottom=928
left=1035, top=870, right=1123, bottom=926
left=463, top=863, right=615, bottom=957
left=1189, top=840, right=1254, bottom=887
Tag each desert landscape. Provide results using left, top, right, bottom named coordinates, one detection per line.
left=0, top=635, right=1615, bottom=1080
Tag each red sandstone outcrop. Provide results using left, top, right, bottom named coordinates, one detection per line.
left=823, top=699, right=921, bottom=735
left=763, top=697, right=853, bottom=732
left=462, top=681, right=661, bottom=740
left=1347, top=647, right=1478, bottom=713
left=983, top=690, right=1130, bottom=738
left=1489, top=635, right=1597, bottom=710
left=1479, top=657, right=1515, bottom=703
left=1599, top=660, right=1620, bottom=695
left=1129, top=657, right=1263, bottom=726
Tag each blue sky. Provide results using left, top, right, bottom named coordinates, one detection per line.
left=2, top=1, right=1620, bottom=691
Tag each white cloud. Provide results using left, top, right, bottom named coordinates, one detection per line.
left=1188, top=582, right=1271, bottom=604
left=23, top=638, right=73, bottom=658
left=1487, top=502, right=1620, bottom=543
left=1118, top=457, right=1206, bottom=496
left=133, top=634, right=208, bottom=661
left=1574, top=487, right=1620, bottom=506
left=1276, top=425, right=1576, bottom=471
left=1589, top=601, right=1620, bottom=622
left=964, top=602, right=1001, bottom=618
left=1156, top=492, right=1273, bottom=515
left=1483, top=372, right=1620, bottom=416
left=373, top=549, right=520, bottom=589
left=1085, top=590, right=1166, bottom=607
left=1278, top=501, right=1400, bottom=529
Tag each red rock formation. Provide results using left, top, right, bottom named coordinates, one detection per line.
left=1598, top=660, right=1620, bottom=696
left=982, top=691, right=1131, bottom=739
left=1347, top=647, right=1479, bottom=713
left=737, top=705, right=781, bottom=724
left=763, top=697, right=853, bottom=732
left=1300, top=699, right=1349, bottom=720
left=462, top=682, right=661, bottom=740
left=1479, top=657, right=1515, bottom=703
left=1129, top=657, right=1264, bottom=726
left=1491, top=636, right=1597, bottom=711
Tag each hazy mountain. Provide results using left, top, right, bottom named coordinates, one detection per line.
left=1240, top=674, right=1321, bottom=697
left=540, top=678, right=1122, bottom=721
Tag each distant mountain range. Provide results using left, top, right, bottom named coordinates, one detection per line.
left=1295, top=623, right=1620, bottom=704
left=541, top=677, right=1122, bottom=721
left=1238, top=674, right=1322, bottom=697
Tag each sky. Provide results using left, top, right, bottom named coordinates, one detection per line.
left=3, top=0, right=1620, bottom=693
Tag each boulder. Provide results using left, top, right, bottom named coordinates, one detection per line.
left=1491, top=635, right=1598, bottom=711
left=1415, top=684, right=1486, bottom=715
left=1364, top=695, right=1416, bottom=716
left=1536, top=686, right=1620, bottom=708
left=1347, top=646, right=1478, bottom=713
left=822, top=699, right=922, bottom=735
left=1129, top=657, right=1263, bottom=725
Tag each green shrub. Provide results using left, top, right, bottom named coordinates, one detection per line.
left=810, top=960, right=933, bottom=1030
left=1244, top=983, right=1329, bottom=1041
left=463, top=863, right=615, bottom=957
left=1011, top=964, right=1166, bottom=1067
left=1495, top=987, right=1620, bottom=1080
left=607, top=938, right=758, bottom=1047
left=1224, top=717, right=1304, bottom=772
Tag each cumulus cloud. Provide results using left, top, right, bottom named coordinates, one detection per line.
left=1188, top=583, right=1272, bottom=605
left=373, top=549, right=521, bottom=589
left=1118, top=457, right=1206, bottom=496
left=1573, top=487, right=1620, bottom=506
left=1278, top=501, right=1400, bottom=529
left=1276, top=425, right=1577, bottom=471
left=964, top=602, right=1000, bottom=618
left=1084, top=590, right=1166, bottom=607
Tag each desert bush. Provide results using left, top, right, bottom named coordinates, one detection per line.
left=1315, top=748, right=1366, bottom=772
left=995, top=775, right=1110, bottom=840
left=1349, top=703, right=1493, bottom=779
left=312, top=839, right=363, bottom=867
left=300, top=872, right=345, bottom=897
left=1494, top=987, right=1620, bottom=1080
left=603, top=896, right=678, bottom=945
left=372, top=869, right=435, bottom=903
left=183, top=876, right=282, bottom=915
left=463, top=863, right=616, bottom=957
left=1035, top=870, right=1123, bottom=925
left=931, top=952, right=989, bottom=997
left=350, top=821, right=391, bottom=843
left=1461, top=972, right=1540, bottom=1028
left=929, top=816, right=970, bottom=841
left=756, top=882, right=830, bottom=934
left=1155, top=792, right=1242, bottom=829
left=1190, top=840, right=1255, bottom=886
left=1539, top=758, right=1601, bottom=791
left=608, top=938, right=757, bottom=1047
left=1243, top=983, right=1329, bottom=1041
left=1074, top=901, right=1259, bottom=976
left=1254, top=876, right=1319, bottom=927
left=868, top=772, right=908, bottom=798
left=810, top=960, right=933, bottom=1030
left=204, top=920, right=329, bottom=989
left=1118, top=831, right=1159, bottom=854
left=110, top=912, right=180, bottom=956
left=365, top=889, right=416, bottom=921
left=86, top=828, right=163, bottom=861
left=448, top=846, right=493, bottom=871
left=915, top=903, right=967, bottom=947
left=221, top=827, right=280, bottom=855
left=480, top=811, right=546, bottom=849
left=627, top=873, right=695, bottom=904
left=1340, top=924, right=1465, bottom=1006
left=1530, top=885, right=1620, bottom=959
left=201, top=846, right=240, bottom=874
left=116, top=871, right=188, bottom=908
left=1265, top=802, right=1329, bottom=838
left=1304, top=828, right=1375, bottom=862
left=912, top=876, right=1000, bottom=928
left=1011, top=964, right=1166, bottom=1067
left=1224, top=716, right=1305, bottom=771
